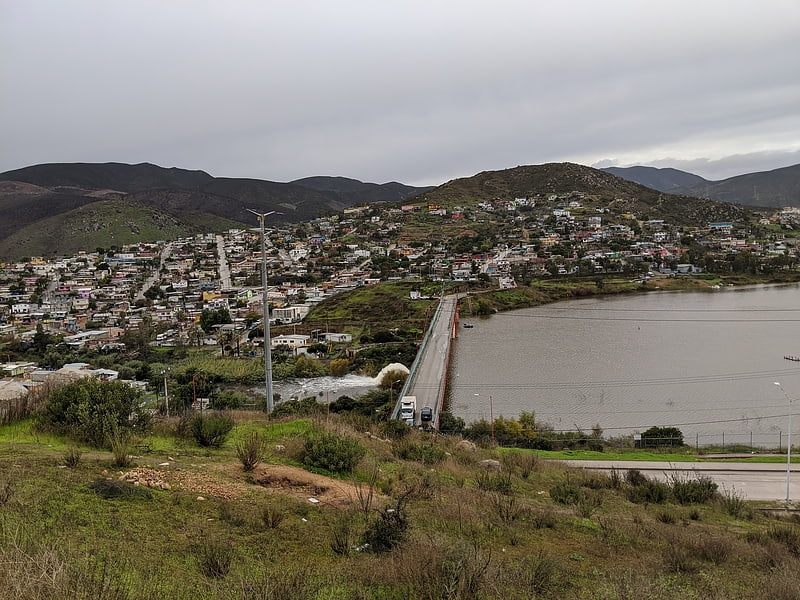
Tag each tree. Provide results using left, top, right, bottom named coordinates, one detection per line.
left=640, top=426, right=684, bottom=448
left=199, top=308, right=232, bottom=333
left=41, top=378, right=151, bottom=447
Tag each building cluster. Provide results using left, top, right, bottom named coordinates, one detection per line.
left=1, top=190, right=798, bottom=396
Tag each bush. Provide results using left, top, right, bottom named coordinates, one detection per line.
left=191, top=412, right=235, bottom=448
left=110, top=428, right=134, bottom=468
left=720, top=487, right=754, bottom=519
left=669, top=474, right=718, bottom=505
left=626, top=480, right=670, bottom=504
left=303, top=431, right=366, bottom=473
left=197, top=538, right=233, bottom=579
left=210, top=391, right=245, bottom=410
left=362, top=506, right=409, bottom=553
left=88, top=479, right=152, bottom=501
left=550, top=478, right=581, bottom=505
left=393, top=440, right=447, bottom=464
left=236, top=430, right=267, bottom=471
left=41, top=378, right=151, bottom=448
left=639, top=426, right=684, bottom=448
left=62, top=447, right=82, bottom=468
left=624, top=469, right=648, bottom=487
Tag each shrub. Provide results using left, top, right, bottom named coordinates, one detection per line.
left=88, top=479, right=152, bottom=500
left=626, top=480, right=670, bottom=504
left=624, top=469, right=648, bottom=487
left=477, top=471, right=514, bottom=495
left=516, top=550, right=563, bottom=596
left=191, top=412, right=234, bottom=448
left=362, top=506, right=409, bottom=553
left=330, top=512, right=355, bottom=556
left=197, top=538, right=233, bottom=579
left=720, top=487, right=753, bottom=519
left=303, top=431, right=366, bottom=473
left=669, top=474, right=718, bottom=504
left=210, top=391, right=245, bottom=410
left=394, top=440, right=447, bottom=465
left=236, top=430, right=267, bottom=471
left=530, top=507, right=558, bottom=529
left=40, top=378, right=150, bottom=448
left=765, top=526, right=800, bottom=556
left=500, top=451, right=538, bottom=479
left=110, top=428, right=134, bottom=468
left=639, top=426, right=684, bottom=448
left=550, top=478, right=581, bottom=505
left=261, top=504, right=286, bottom=530
left=656, top=509, right=677, bottom=524
left=62, top=447, right=82, bottom=468
left=379, top=418, right=411, bottom=440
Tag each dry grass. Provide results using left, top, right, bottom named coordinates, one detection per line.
left=0, top=413, right=798, bottom=599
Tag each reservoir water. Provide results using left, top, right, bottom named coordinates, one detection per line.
left=450, top=284, right=800, bottom=446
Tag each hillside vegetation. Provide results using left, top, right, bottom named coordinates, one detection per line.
left=0, top=163, right=430, bottom=260
left=1, top=411, right=798, bottom=600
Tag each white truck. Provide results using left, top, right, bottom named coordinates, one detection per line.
left=399, top=395, right=416, bottom=425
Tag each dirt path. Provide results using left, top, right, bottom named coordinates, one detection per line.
left=118, top=460, right=378, bottom=508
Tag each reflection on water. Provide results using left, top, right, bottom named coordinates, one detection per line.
left=451, top=284, right=800, bottom=444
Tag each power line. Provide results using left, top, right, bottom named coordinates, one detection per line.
left=491, top=312, right=800, bottom=322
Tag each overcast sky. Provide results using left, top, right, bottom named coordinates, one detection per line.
left=2, top=1, right=799, bottom=186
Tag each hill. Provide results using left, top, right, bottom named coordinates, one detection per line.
left=679, top=163, right=800, bottom=208
left=415, top=162, right=757, bottom=226
left=0, top=163, right=431, bottom=260
left=0, top=161, right=214, bottom=192
left=601, top=165, right=707, bottom=192
left=602, top=163, right=800, bottom=208
left=291, top=176, right=435, bottom=204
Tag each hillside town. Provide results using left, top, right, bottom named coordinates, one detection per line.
left=1, top=192, right=799, bottom=397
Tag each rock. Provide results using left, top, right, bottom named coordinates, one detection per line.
left=274, top=444, right=286, bottom=453
left=197, top=496, right=206, bottom=501
left=455, top=440, right=477, bottom=452
left=478, top=459, right=502, bottom=471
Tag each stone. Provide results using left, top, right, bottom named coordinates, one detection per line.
left=478, top=459, right=502, bottom=471
left=455, top=440, right=477, bottom=452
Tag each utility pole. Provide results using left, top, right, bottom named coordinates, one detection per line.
left=162, top=369, right=170, bottom=418
left=774, top=381, right=795, bottom=504
left=247, top=209, right=280, bottom=414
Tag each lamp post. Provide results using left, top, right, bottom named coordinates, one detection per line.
left=774, top=382, right=795, bottom=504
left=247, top=209, right=280, bottom=414
left=161, top=369, right=170, bottom=418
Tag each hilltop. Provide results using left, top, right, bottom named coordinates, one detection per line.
left=411, top=162, right=758, bottom=226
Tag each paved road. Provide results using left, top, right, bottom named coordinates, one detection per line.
left=217, top=235, right=232, bottom=291
left=564, top=459, right=800, bottom=502
left=135, top=243, right=172, bottom=301
left=403, top=294, right=459, bottom=425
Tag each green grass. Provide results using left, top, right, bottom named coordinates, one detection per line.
left=2, top=413, right=800, bottom=599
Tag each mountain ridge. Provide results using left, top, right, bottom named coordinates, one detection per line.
left=602, top=164, right=800, bottom=208
left=0, top=160, right=788, bottom=260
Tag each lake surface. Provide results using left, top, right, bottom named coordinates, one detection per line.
left=450, top=284, right=800, bottom=446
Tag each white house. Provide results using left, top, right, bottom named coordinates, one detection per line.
left=271, top=334, right=311, bottom=350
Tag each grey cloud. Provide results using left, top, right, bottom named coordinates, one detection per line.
left=1, top=1, right=798, bottom=187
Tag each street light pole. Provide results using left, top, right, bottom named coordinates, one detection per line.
left=774, top=382, right=794, bottom=504
left=163, top=369, right=170, bottom=418
left=247, top=209, right=279, bottom=414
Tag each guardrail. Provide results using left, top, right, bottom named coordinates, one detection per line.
left=391, top=295, right=447, bottom=419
